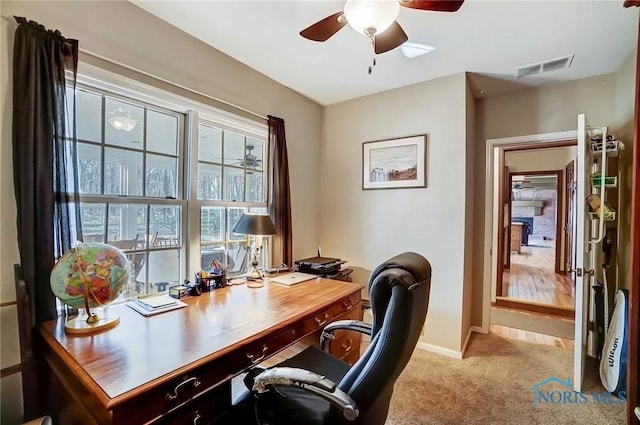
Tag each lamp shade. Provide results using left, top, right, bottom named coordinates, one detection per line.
left=233, top=213, right=277, bottom=236
left=343, top=0, right=399, bottom=36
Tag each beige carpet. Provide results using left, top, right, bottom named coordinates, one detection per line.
left=387, top=333, right=626, bottom=425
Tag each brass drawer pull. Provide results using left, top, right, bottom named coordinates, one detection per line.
left=166, top=376, right=201, bottom=401
left=247, top=345, right=268, bottom=364
left=341, top=338, right=353, bottom=352
left=315, top=312, right=330, bottom=327
left=193, top=412, right=202, bottom=425
left=342, top=298, right=353, bottom=310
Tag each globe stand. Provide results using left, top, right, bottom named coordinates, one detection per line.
left=65, top=311, right=120, bottom=334
left=65, top=286, right=120, bottom=334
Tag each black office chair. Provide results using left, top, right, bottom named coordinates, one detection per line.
left=225, top=252, right=431, bottom=425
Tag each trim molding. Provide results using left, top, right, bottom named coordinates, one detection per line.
left=486, top=131, right=577, bottom=145
left=416, top=341, right=464, bottom=359
left=495, top=297, right=575, bottom=319
left=471, top=325, right=489, bottom=334
left=483, top=131, right=578, bottom=336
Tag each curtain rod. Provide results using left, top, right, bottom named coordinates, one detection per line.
left=2, top=14, right=268, bottom=121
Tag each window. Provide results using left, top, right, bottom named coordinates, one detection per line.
left=194, top=121, right=267, bottom=275
left=69, top=81, right=268, bottom=301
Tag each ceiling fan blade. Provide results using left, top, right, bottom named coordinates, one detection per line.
left=300, top=12, right=347, bottom=42
left=374, top=21, right=408, bottom=54
left=400, top=0, right=464, bottom=12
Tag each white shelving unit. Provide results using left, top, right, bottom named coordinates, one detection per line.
left=587, top=126, right=624, bottom=244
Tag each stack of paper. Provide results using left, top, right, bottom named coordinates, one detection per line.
left=126, top=294, right=187, bottom=316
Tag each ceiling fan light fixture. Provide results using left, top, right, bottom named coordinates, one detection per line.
left=343, top=0, right=400, bottom=36
left=108, top=108, right=137, bottom=132
left=400, top=42, right=436, bottom=58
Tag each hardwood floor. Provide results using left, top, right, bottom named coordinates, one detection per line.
left=490, top=324, right=574, bottom=351
left=502, top=239, right=575, bottom=309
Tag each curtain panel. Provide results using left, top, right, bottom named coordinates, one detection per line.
left=12, top=16, right=81, bottom=325
left=267, top=116, right=293, bottom=268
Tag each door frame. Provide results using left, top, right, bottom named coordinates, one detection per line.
left=482, top=131, right=577, bottom=333
left=495, top=167, right=571, bottom=318
left=497, top=168, right=564, bottom=296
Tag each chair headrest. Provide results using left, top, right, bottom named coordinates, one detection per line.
left=369, top=252, right=431, bottom=290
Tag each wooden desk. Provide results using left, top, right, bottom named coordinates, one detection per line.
left=39, top=279, right=363, bottom=425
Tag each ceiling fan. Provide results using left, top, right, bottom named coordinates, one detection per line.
left=236, top=144, right=262, bottom=170
left=300, top=0, right=464, bottom=65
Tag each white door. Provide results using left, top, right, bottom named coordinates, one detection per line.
left=573, top=113, right=593, bottom=392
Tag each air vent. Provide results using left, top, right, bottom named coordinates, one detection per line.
left=516, top=64, right=542, bottom=78
left=515, top=54, right=574, bottom=78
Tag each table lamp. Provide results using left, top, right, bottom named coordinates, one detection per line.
left=232, top=213, right=277, bottom=285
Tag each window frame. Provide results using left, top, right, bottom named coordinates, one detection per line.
left=187, top=111, right=269, bottom=277
left=70, top=70, right=269, bottom=299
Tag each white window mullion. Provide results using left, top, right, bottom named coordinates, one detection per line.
left=187, top=111, right=202, bottom=276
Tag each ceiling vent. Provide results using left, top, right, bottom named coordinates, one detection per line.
left=515, top=54, right=574, bottom=78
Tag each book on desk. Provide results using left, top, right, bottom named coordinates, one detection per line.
left=126, top=294, right=187, bottom=316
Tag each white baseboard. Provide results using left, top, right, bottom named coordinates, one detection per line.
left=416, top=341, right=463, bottom=359
left=471, top=325, right=489, bottom=334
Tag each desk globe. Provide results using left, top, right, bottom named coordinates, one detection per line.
left=50, top=243, right=129, bottom=334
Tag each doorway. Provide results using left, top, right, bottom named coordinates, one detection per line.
left=493, top=143, right=577, bottom=319
left=498, top=170, right=575, bottom=315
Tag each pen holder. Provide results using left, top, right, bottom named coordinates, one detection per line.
left=195, top=271, right=227, bottom=292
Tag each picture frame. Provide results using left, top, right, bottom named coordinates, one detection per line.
left=362, top=134, right=427, bottom=190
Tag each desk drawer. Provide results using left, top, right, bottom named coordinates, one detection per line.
left=154, top=381, right=230, bottom=425
left=329, top=292, right=361, bottom=317
left=242, top=306, right=337, bottom=369
left=328, top=305, right=363, bottom=362
left=115, top=360, right=235, bottom=425
left=331, top=331, right=358, bottom=360
left=341, top=347, right=360, bottom=366
left=331, top=305, right=363, bottom=340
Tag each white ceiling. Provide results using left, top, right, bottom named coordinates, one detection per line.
left=131, top=0, right=638, bottom=106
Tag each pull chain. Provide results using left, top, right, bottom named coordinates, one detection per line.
left=368, top=34, right=377, bottom=75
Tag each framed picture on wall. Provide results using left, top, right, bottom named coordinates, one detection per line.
left=362, top=134, right=427, bottom=190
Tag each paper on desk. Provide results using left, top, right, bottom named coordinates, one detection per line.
left=137, top=294, right=178, bottom=309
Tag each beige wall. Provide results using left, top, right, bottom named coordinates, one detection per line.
left=505, top=146, right=577, bottom=172
left=461, top=75, right=476, bottom=346
left=0, top=2, right=322, bottom=422
left=320, top=73, right=470, bottom=354
left=473, top=66, right=637, bottom=327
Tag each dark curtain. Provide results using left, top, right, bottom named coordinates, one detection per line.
left=12, top=16, right=81, bottom=325
left=267, top=115, right=293, bottom=268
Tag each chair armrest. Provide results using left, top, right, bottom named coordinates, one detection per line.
left=252, top=367, right=359, bottom=421
left=320, top=320, right=372, bottom=350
